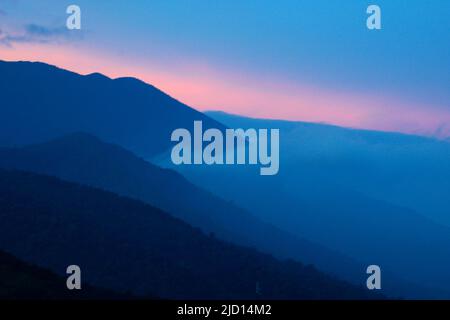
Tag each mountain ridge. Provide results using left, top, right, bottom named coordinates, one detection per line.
left=158, top=110, right=450, bottom=297
left=0, top=168, right=380, bottom=299
left=0, top=132, right=368, bottom=288
left=0, top=59, right=225, bottom=158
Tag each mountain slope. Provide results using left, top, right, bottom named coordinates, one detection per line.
left=0, top=132, right=367, bottom=288
left=0, top=60, right=224, bottom=158
left=157, top=111, right=450, bottom=297
left=0, top=249, right=131, bottom=299
left=0, top=169, right=378, bottom=299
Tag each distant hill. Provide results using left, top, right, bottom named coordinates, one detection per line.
left=0, top=133, right=368, bottom=292
left=0, top=249, right=130, bottom=299
left=0, top=60, right=224, bottom=158
left=205, top=111, right=450, bottom=227
left=0, top=169, right=378, bottom=299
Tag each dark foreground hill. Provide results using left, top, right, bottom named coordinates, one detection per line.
left=0, top=169, right=378, bottom=299
left=0, top=249, right=130, bottom=299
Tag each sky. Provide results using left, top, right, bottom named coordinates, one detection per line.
left=0, top=0, right=449, bottom=137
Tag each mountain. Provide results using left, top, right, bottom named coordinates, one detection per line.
left=0, top=169, right=378, bottom=299
left=0, top=249, right=131, bottom=299
left=156, top=111, right=450, bottom=297
left=205, top=111, right=450, bottom=227
left=1, top=59, right=448, bottom=298
left=0, top=60, right=224, bottom=158
left=0, top=132, right=368, bottom=289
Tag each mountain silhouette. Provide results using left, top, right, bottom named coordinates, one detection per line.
left=0, top=60, right=224, bottom=158
left=157, top=111, right=450, bottom=298
left=0, top=132, right=369, bottom=288
left=1, top=59, right=448, bottom=299
left=0, top=249, right=132, bottom=299
left=0, top=169, right=379, bottom=299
